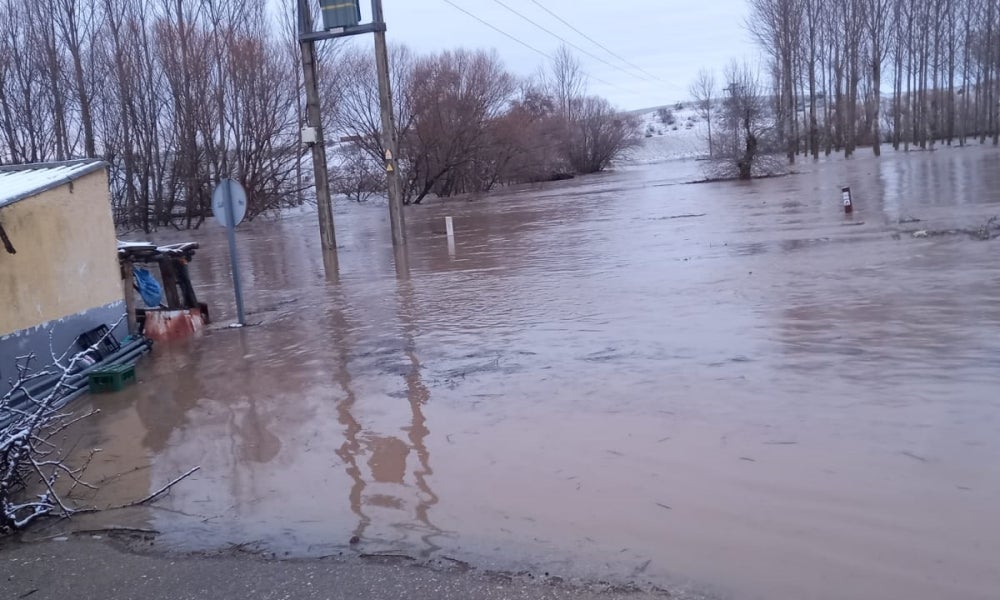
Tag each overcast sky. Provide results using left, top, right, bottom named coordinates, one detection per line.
left=334, top=0, right=760, bottom=110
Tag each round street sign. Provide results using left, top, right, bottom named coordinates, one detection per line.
left=212, top=179, right=248, bottom=229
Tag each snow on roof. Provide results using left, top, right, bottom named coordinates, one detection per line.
left=0, top=160, right=107, bottom=210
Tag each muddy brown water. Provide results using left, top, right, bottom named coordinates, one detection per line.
left=52, top=146, right=1000, bottom=599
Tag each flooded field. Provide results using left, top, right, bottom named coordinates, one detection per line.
left=60, top=146, right=1000, bottom=599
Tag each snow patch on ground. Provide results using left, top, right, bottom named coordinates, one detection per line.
left=622, top=104, right=710, bottom=165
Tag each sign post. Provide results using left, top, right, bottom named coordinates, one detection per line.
left=212, top=179, right=248, bottom=326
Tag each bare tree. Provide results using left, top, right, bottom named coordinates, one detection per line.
left=866, top=0, right=892, bottom=154
left=331, top=146, right=384, bottom=203
left=743, top=0, right=1000, bottom=156
left=490, top=82, right=565, bottom=183
left=802, top=0, right=824, bottom=158
left=331, top=44, right=414, bottom=200
left=561, top=96, right=639, bottom=174
left=748, top=0, right=802, bottom=163
left=225, top=29, right=302, bottom=219
left=0, top=0, right=712, bottom=221
left=405, top=49, right=516, bottom=203
left=989, top=0, right=1000, bottom=145
left=545, top=45, right=587, bottom=121
left=0, top=1, right=61, bottom=163
left=711, top=61, right=780, bottom=180
left=689, top=68, right=717, bottom=157
left=51, top=0, right=99, bottom=158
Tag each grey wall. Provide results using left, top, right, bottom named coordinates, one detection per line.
left=0, top=300, right=127, bottom=396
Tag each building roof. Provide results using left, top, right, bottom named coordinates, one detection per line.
left=0, top=159, right=107, bottom=210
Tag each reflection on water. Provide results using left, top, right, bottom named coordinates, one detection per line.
left=65, top=146, right=1000, bottom=600
left=324, top=247, right=443, bottom=556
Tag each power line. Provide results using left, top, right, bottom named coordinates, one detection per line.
left=438, top=0, right=635, bottom=95
left=525, top=0, right=663, bottom=82
left=489, top=0, right=651, bottom=82
left=439, top=0, right=552, bottom=60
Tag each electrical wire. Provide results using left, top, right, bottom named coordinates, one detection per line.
left=440, top=0, right=552, bottom=60
left=489, top=0, right=651, bottom=82
left=525, top=0, right=663, bottom=82
left=439, top=0, right=639, bottom=96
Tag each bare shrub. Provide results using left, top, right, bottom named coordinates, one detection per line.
left=562, top=96, right=640, bottom=174
left=405, top=49, right=517, bottom=203
left=332, top=146, right=385, bottom=203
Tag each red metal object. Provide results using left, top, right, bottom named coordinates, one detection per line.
left=142, top=307, right=207, bottom=342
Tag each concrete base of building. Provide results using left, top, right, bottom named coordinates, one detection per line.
left=0, top=300, right=127, bottom=395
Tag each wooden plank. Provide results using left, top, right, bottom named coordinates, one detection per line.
left=158, top=258, right=181, bottom=309
left=121, top=259, right=138, bottom=335
left=176, top=260, right=200, bottom=309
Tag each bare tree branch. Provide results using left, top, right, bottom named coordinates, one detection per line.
left=115, top=466, right=200, bottom=509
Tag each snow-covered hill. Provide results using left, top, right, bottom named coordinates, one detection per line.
left=622, top=103, right=710, bottom=165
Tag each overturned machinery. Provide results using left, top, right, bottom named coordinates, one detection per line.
left=117, top=241, right=210, bottom=342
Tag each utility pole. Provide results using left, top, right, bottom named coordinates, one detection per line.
left=371, top=0, right=406, bottom=246
left=298, top=0, right=337, bottom=252
left=724, top=83, right=740, bottom=157
left=296, top=0, right=406, bottom=249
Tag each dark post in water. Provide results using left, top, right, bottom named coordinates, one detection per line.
left=842, top=187, right=853, bottom=214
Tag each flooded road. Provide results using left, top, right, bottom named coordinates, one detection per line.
left=64, top=146, right=1000, bottom=599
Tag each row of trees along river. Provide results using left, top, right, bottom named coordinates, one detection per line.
left=0, top=0, right=637, bottom=232
left=736, top=0, right=1000, bottom=161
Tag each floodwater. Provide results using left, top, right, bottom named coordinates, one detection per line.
left=61, top=146, right=1000, bottom=600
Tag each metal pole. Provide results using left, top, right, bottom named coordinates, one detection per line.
left=223, top=181, right=246, bottom=325
left=298, top=0, right=337, bottom=251
left=371, top=0, right=406, bottom=246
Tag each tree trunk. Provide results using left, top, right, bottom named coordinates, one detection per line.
left=806, top=0, right=819, bottom=160
left=872, top=39, right=882, bottom=156
left=981, top=0, right=992, bottom=144
left=893, top=14, right=903, bottom=151
left=994, top=0, right=1000, bottom=145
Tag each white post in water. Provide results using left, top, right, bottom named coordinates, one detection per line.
left=445, top=216, right=456, bottom=257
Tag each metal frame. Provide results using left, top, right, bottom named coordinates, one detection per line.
left=298, top=22, right=385, bottom=43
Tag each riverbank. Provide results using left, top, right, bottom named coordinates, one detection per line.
left=0, top=536, right=707, bottom=600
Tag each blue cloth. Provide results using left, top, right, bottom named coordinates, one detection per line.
left=134, top=267, right=163, bottom=308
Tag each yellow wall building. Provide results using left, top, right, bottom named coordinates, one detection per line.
left=0, top=160, right=124, bottom=385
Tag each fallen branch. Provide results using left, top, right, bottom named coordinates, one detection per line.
left=114, top=466, right=201, bottom=509
left=2, top=318, right=195, bottom=534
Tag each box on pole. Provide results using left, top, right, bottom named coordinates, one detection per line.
left=319, top=0, right=361, bottom=30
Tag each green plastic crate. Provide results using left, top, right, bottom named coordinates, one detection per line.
left=88, top=364, right=136, bottom=393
